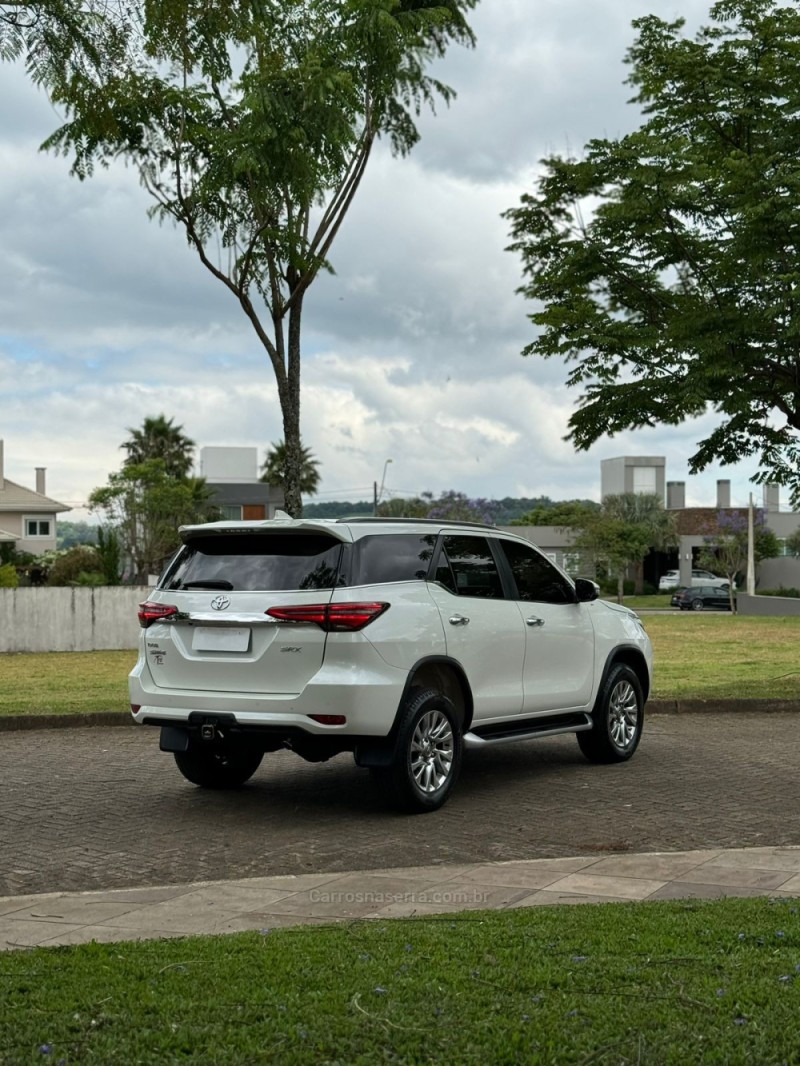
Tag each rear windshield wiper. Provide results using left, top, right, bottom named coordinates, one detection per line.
left=178, top=580, right=234, bottom=590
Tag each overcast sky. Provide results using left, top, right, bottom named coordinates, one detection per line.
left=0, top=0, right=773, bottom=520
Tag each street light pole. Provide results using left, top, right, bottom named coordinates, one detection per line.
left=374, top=459, right=393, bottom=515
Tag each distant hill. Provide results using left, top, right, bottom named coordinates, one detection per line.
left=302, top=496, right=596, bottom=524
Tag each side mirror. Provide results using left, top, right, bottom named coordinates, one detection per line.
left=574, top=577, right=600, bottom=603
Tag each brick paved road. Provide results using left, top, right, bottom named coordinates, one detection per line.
left=1, top=712, right=797, bottom=896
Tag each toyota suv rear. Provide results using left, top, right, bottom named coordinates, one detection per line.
left=130, top=515, right=653, bottom=812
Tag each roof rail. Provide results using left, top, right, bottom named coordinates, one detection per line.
left=333, top=516, right=498, bottom=530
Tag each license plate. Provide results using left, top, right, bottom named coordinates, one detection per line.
left=192, top=627, right=251, bottom=652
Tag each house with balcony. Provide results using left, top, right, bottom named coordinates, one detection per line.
left=0, top=440, right=71, bottom=554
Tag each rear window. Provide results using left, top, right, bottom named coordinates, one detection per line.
left=348, top=534, right=437, bottom=586
left=162, top=534, right=343, bottom=592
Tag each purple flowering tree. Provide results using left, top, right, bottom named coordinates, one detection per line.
left=697, top=510, right=780, bottom=612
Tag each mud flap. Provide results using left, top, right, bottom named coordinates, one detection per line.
left=160, top=725, right=190, bottom=753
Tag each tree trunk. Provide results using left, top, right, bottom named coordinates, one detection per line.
left=617, top=572, right=624, bottom=604
left=634, top=560, right=645, bottom=595
left=281, top=297, right=304, bottom=518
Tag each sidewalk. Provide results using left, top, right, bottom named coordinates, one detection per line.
left=3, top=846, right=800, bottom=952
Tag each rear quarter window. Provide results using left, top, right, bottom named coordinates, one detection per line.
left=162, top=534, right=343, bottom=591
left=348, top=534, right=438, bottom=586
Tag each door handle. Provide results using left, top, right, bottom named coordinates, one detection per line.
left=448, top=614, right=470, bottom=626
left=525, top=616, right=545, bottom=627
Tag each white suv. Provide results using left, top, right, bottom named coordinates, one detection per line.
left=130, top=516, right=653, bottom=812
left=659, top=569, right=732, bottom=591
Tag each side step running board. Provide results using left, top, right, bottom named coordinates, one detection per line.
left=463, top=713, right=593, bottom=750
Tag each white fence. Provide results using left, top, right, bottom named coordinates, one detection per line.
left=0, top=587, right=151, bottom=653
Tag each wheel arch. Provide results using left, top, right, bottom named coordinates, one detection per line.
left=596, top=646, right=651, bottom=705
left=353, top=656, right=473, bottom=771
left=400, top=656, right=474, bottom=733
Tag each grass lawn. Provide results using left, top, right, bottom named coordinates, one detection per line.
left=0, top=650, right=136, bottom=717
left=2, top=897, right=799, bottom=1064
left=643, top=614, right=800, bottom=700
left=1, top=614, right=799, bottom=717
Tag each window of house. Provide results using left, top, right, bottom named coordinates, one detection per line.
left=220, top=505, right=243, bottom=521
left=24, top=517, right=52, bottom=538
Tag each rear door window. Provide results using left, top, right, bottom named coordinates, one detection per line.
left=436, top=535, right=504, bottom=599
left=162, top=534, right=343, bottom=592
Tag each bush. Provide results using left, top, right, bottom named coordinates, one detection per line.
left=0, top=563, right=19, bottom=588
left=757, top=587, right=800, bottom=598
left=598, top=577, right=636, bottom=596
left=46, top=546, right=105, bottom=586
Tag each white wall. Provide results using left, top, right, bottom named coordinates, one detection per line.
left=0, top=587, right=149, bottom=653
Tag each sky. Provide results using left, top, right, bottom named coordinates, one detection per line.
left=0, top=0, right=778, bottom=520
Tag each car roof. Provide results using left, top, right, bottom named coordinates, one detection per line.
left=179, top=514, right=530, bottom=547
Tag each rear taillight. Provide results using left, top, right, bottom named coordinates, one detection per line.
left=266, top=602, right=389, bottom=632
left=138, top=601, right=179, bottom=628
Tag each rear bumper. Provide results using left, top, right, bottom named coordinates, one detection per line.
left=128, top=649, right=408, bottom=738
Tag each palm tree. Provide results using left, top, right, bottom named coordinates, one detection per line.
left=122, top=415, right=195, bottom=479
left=260, top=441, right=321, bottom=496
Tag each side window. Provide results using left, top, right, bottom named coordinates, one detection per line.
left=498, top=540, right=575, bottom=605
left=350, top=534, right=437, bottom=585
left=439, top=535, right=504, bottom=600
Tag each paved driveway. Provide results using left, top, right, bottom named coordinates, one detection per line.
left=1, top=712, right=798, bottom=897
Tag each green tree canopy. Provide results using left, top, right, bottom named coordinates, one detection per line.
left=17, top=0, right=476, bottom=517
left=570, top=493, right=676, bottom=601
left=505, top=0, right=800, bottom=502
left=122, top=415, right=195, bottom=479
left=260, top=440, right=320, bottom=497
left=511, top=500, right=600, bottom=527
left=89, top=459, right=218, bottom=583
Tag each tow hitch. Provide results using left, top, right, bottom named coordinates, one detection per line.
left=200, top=723, right=216, bottom=742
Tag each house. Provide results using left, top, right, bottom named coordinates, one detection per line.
left=0, top=440, right=71, bottom=554
left=199, top=446, right=284, bottom=521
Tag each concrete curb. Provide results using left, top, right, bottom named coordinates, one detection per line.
left=1, top=699, right=799, bottom=732
left=648, top=699, right=800, bottom=714
left=0, top=712, right=134, bottom=732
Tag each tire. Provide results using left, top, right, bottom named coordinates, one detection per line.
left=174, top=746, right=263, bottom=788
left=691, top=598, right=705, bottom=611
left=578, top=664, right=643, bottom=764
left=377, top=689, right=463, bottom=813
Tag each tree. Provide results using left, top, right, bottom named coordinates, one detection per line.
left=122, top=415, right=195, bottom=480
left=56, top=520, right=98, bottom=549
left=601, top=493, right=677, bottom=594
left=45, top=545, right=104, bottom=586
left=0, top=2, right=127, bottom=85
left=374, top=489, right=496, bottom=522
left=783, top=528, right=800, bottom=557
left=260, top=440, right=320, bottom=497
left=569, top=493, right=675, bottom=601
left=22, top=0, right=476, bottom=518
left=426, top=490, right=496, bottom=524
left=96, top=525, right=122, bottom=585
left=505, top=0, right=800, bottom=502
left=511, top=500, right=600, bottom=527
left=89, top=459, right=218, bottom=583
left=697, top=508, right=781, bottom=610
left=571, top=514, right=654, bottom=604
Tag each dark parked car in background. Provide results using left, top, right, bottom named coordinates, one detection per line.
left=673, top=585, right=734, bottom=612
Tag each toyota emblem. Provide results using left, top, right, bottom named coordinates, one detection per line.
left=210, top=595, right=231, bottom=611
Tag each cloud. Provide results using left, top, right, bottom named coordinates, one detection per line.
left=0, top=0, right=766, bottom=522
